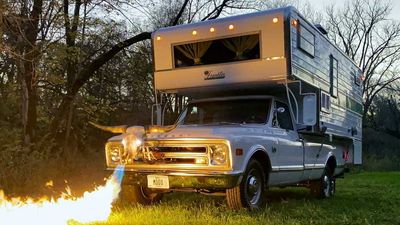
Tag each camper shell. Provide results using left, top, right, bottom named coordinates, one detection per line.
left=152, top=6, right=362, bottom=162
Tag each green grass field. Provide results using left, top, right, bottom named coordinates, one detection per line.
left=85, top=172, right=400, bottom=225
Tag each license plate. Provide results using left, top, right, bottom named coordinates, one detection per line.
left=147, top=175, right=169, bottom=189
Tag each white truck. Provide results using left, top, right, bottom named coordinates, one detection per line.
left=102, top=7, right=363, bottom=209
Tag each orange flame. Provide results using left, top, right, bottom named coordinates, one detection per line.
left=0, top=168, right=124, bottom=225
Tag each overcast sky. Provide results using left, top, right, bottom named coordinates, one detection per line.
left=306, top=0, right=400, bottom=20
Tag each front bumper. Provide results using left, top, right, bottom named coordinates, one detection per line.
left=112, top=169, right=242, bottom=189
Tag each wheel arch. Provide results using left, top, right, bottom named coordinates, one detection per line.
left=325, top=154, right=337, bottom=176
left=241, top=145, right=272, bottom=185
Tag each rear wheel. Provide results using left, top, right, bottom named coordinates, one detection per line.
left=226, top=159, right=267, bottom=210
left=119, top=184, right=163, bottom=205
left=310, top=167, right=335, bottom=198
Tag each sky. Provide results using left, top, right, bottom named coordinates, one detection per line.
left=307, top=0, right=400, bottom=20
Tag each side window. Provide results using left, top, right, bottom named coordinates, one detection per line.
left=275, top=101, right=294, bottom=130
left=353, top=70, right=361, bottom=86
left=321, top=91, right=331, bottom=113
left=298, top=22, right=315, bottom=57
left=330, top=55, right=338, bottom=97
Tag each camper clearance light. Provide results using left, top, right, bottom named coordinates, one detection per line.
left=228, top=24, right=234, bottom=30
left=156, top=36, right=161, bottom=41
left=192, top=30, right=197, bottom=35
left=210, top=27, right=215, bottom=32
left=273, top=17, right=278, bottom=23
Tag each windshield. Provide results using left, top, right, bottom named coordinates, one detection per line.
left=179, top=98, right=271, bottom=125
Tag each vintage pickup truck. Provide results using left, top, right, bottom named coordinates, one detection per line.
left=102, top=6, right=362, bottom=209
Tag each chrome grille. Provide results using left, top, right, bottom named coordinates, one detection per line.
left=149, top=146, right=207, bottom=153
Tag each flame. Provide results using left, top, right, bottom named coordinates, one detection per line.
left=45, top=180, right=54, bottom=188
left=0, top=165, right=125, bottom=225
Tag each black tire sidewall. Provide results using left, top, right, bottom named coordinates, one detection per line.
left=240, top=159, right=267, bottom=209
left=322, top=168, right=335, bottom=198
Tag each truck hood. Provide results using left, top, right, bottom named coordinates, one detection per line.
left=145, top=124, right=269, bottom=140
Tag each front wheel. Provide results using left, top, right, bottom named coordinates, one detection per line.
left=118, top=184, right=163, bottom=205
left=310, top=167, right=335, bottom=198
left=226, top=159, right=267, bottom=210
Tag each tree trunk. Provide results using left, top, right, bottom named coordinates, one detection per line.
left=8, top=0, right=43, bottom=149
left=16, top=53, right=38, bottom=148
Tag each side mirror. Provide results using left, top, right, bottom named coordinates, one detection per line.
left=276, top=107, right=285, bottom=113
left=302, top=94, right=317, bottom=126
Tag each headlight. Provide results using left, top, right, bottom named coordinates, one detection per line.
left=210, top=145, right=228, bottom=165
left=106, top=142, right=123, bottom=165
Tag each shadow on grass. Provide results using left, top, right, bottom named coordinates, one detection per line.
left=112, top=186, right=314, bottom=212
left=266, top=187, right=312, bottom=203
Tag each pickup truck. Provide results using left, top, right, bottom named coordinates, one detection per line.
left=104, top=95, right=346, bottom=209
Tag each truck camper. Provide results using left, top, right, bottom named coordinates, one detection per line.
left=103, top=6, right=363, bottom=209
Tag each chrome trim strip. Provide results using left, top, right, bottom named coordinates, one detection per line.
left=271, top=165, right=304, bottom=171
left=304, top=163, right=325, bottom=169
left=271, top=164, right=326, bottom=171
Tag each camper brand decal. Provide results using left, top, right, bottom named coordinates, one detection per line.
left=204, top=70, right=225, bottom=80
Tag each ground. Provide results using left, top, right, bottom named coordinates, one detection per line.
left=79, top=172, right=400, bottom=225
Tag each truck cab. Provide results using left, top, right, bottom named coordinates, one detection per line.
left=103, top=6, right=362, bottom=209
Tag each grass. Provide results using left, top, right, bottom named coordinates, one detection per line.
left=86, top=172, right=400, bottom=225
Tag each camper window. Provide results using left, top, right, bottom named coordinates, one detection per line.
left=298, top=23, right=315, bottom=57
left=353, top=71, right=361, bottom=86
left=321, top=92, right=331, bottom=113
left=330, top=56, right=338, bottom=97
left=173, top=34, right=260, bottom=68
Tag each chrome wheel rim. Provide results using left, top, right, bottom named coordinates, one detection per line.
left=246, top=169, right=262, bottom=205
left=322, top=175, right=331, bottom=197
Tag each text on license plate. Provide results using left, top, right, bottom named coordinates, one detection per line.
left=147, top=175, right=169, bottom=189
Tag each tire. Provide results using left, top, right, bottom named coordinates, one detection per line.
left=310, top=167, right=335, bottom=198
left=226, top=159, right=267, bottom=210
left=118, top=184, right=163, bottom=205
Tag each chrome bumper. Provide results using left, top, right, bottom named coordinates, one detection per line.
left=109, top=169, right=242, bottom=189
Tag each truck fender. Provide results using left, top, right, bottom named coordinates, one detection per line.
left=240, top=144, right=271, bottom=175
left=323, top=151, right=337, bottom=175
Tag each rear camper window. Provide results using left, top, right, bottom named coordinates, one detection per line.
left=173, top=34, right=260, bottom=68
left=298, top=23, right=315, bottom=56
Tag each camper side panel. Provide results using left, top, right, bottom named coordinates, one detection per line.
left=289, top=13, right=363, bottom=145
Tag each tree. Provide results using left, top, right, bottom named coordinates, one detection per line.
left=2, top=0, right=44, bottom=148
left=369, top=94, right=400, bottom=138
left=325, top=0, right=400, bottom=121
left=50, top=0, right=256, bottom=135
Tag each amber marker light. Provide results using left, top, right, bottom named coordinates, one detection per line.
left=291, top=19, right=298, bottom=27
left=210, top=27, right=215, bottom=32
left=192, top=30, right=197, bottom=35
left=228, top=24, right=234, bottom=30
left=273, top=17, right=278, bottom=23
left=156, top=36, right=161, bottom=41
left=236, top=148, right=243, bottom=156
